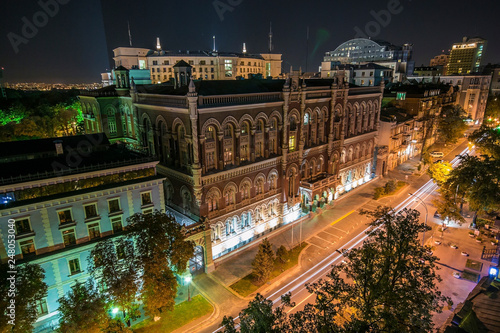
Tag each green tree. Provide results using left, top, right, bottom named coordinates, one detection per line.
left=0, top=263, right=48, bottom=333
left=290, top=207, right=449, bottom=332
left=427, top=161, right=452, bottom=186
left=127, top=211, right=194, bottom=318
left=57, top=280, right=110, bottom=333
left=276, top=245, right=288, bottom=264
left=438, top=105, right=468, bottom=144
left=252, top=238, right=274, bottom=284
left=484, top=96, right=500, bottom=121
left=88, top=238, right=140, bottom=327
left=468, top=126, right=500, bottom=160
left=443, top=155, right=500, bottom=225
left=433, top=186, right=466, bottom=230
left=221, top=293, right=292, bottom=333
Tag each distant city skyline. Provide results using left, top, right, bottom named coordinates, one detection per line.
left=0, top=0, right=499, bottom=83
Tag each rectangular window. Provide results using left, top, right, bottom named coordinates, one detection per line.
left=206, top=151, right=215, bottom=169
left=62, top=229, right=76, bottom=246
left=141, top=192, right=152, bottom=206
left=224, top=59, right=233, bottom=77
left=289, top=135, right=296, bottom=152
left=19, top=239, right=35, bottom=255
left=224, top=147, right=232, bottom=165
left=84, top=204, right=98, bottom=219
left=108, top=198, right=121, bottom=213
left=87, top=223, right=100, bottom=240
left=153, top=60, right=158, bottom=65
left=15, top=218, right=31, bottom=235
left=68, top=258, right=81, bottom=275
left=240, top=145, right=248, bottom=162
left=58, top=209, right=73, bottom=224
left=36, top=299, right=48, bottom=316
left=111, top=217, right=123, bottom=233
left=200, top=60, right=206, bottom=65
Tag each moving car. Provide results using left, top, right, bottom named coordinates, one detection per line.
left=430, top=151, right=444, bottom=158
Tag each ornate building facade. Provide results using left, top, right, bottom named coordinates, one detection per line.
left=80, top=72, right=382, bottom=271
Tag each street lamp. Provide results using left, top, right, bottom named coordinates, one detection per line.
left=408, top=193, right=428, bottom=246
left=184, top=275, right=192, bottom=302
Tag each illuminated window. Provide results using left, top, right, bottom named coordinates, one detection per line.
left=58, top=209, right=73, bottom=225
left=289, top=135, right=296, bottom=151
left=19, top=239, right=35, bottom=255
left=224, top=60, right=233, bottom=77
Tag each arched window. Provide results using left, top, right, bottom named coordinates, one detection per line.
left=206, top=126, right=216, bottom=140
left=240, top=182, right=251, bottom=200
left=268, top=173, right=277, bottom=190
left=255, top=177, right=265, bottom=194
left=290, top=117, right=297, bottom=131
left=241, top=122, right=250, bottom=134
left=304, top=113, right=310, bottom=125
left=257, top=119, right=264, bottom=132
left=224, top=124, right=233, bottom=137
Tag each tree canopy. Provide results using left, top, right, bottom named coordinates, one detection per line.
left=0, top=263, right=48, bottom=333
left=57, top=280, right=110, bottom=333
left=437, top=105, right=468, bottom=144
left=88, top=211, right=195, bottom=325
left=468, top=125, right=500, bottom=160
left=0, top=89, right=83, bottom=142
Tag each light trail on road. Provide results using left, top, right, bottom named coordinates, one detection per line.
left=211, top=147, right=470, bottom=333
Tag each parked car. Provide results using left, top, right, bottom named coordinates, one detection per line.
left=430, top=151, right=444, bottom=158
left=434, top=159, right=444, bottom=164
left=434, top=211, right=441, bottom=218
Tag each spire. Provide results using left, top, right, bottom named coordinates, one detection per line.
left=268, top=22, right=273, bottom=53
left=242, top=42, right=247, bottom=54
left=188, top=76, right=195, bottom=93
left=128, top=21, right=132, bottom=47
left=156, top=37, right=161, bottom=51
left=213, top=36, right=216, bottom=52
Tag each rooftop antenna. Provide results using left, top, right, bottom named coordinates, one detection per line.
left=213, top=36, right=216, bottom=52
left=127, top=21, right=132, bottom=47
left=156, top=37, right=161, bottom=51
left=268, top=22, right=273, bottom=53
left=305, top=26, right=309, bottom=73
left=242, top=42, right=247, bottom=54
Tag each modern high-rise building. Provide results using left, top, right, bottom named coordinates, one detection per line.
left=447, top=37, right=487, bottom=75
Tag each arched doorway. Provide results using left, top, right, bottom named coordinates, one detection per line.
left=189, top=246, right=205, bottom=275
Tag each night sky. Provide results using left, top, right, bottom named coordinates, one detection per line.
left=1, top=0, right=499, bottom=83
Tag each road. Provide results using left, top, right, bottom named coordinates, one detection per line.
left=203, top=141, right=470, bottom=333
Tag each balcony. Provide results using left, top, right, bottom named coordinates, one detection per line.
left=301, top=173, right=337, bottom=191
